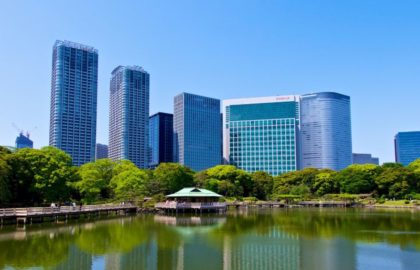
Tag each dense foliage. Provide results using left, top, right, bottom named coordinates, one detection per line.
left=1, top=145, right=420, bottom=205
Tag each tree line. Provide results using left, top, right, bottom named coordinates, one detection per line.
left=1, top=146, right=420, bottom=206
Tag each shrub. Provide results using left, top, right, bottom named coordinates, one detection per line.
left=377, top=198, right=385, bottom=204
left=243, top=197, right=257, bottom=202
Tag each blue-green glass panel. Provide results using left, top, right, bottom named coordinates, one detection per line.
left=229, top=102, right=297, bottom=121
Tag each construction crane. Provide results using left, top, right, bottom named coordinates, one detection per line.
left=11, top=123, right=37, bottom=138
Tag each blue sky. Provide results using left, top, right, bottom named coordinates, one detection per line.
left=1, top=0, right=419, bottom=163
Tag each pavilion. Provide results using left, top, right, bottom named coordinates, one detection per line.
left=155, top=187, right=227, bottom=213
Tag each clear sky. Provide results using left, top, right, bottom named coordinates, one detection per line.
left=1, top=0, right=419, bottom=163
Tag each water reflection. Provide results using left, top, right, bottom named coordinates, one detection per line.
left=0, top=209, right=419, bottom=270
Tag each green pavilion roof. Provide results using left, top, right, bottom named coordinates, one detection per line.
left=166, top=188, right=223, bottom=198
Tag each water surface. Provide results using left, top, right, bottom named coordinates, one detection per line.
left=0, top=208, right=419, bottom=270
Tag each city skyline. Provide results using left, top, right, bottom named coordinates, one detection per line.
left=1, top=1, right=420, bottom=163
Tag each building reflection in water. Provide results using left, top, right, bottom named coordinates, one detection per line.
left=4, top=212, right=419, bottom=270
left=357, top=243, right=420, bottom=270
left=53, top=245, right=92, bottom=270
left=223, top=227, right=300, bottom=270
left=299, top=237, right=356, bottom=270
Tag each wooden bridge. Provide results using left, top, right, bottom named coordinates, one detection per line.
left=0, top=204, right=138, bottom=225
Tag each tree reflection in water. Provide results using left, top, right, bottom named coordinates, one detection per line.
left=0, top=209, right=419, bottom=269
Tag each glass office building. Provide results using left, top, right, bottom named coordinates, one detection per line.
left=109, top=66, right=150, bottom=168
left=149, top=112, right=173, bottom=168
left=352, top=153, right=379, bottom=165
left=15, top=133, right=33, bottom=149
left=49, top=40, right=98, bottom=166
left=95, top=143, right=108, bottom=160
left=173, top=92, right=221, bottom=172
left=300, top=92, right=352, bottom=171
left=223, top=96, right=300, bottom=176
left=395, top=131, right=420, bottom=166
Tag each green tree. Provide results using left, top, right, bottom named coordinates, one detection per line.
left=335, top=164, right=379, bottom=194
left=193, top=170, right=209, bottom=188
left=407, top=159, right=420, bottom=192
left=0, top=147, right=12, bottom=203
left=110, top=168, right=148, bottom=200
left=290, top=184, right=310, bottom=196
left=205, top=165, right=253, bottom=197
left=217, top=180, right=237, bottom=196
left=112, top=160, right=138, bottom=176
left=75, top=159, right=116, bottom=203
left=382, top=162, right=404, bottom=169
left=375, top=166, right=415, bottom=199
left=251, top=171, right=273, bottom=200
left=311, top=170, right=339, bottom=196
left=7, top=147, right=77, bottom=204
left=273, top=168, right=319, bottom=195
left=204, top=178, right=220, bottom=193
left=153, top=163, right=194, bottom=194
left=36, top=147, right=78, bottom=202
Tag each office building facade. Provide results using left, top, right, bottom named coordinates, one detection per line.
left=49, top=40, right=98, bottom=166
left=395, top=131, right=420, bottom=166
left=173, top=92, right=221, bottom=172
left=352, top=153, right=379, bottom=165
left=109, top=66, right=150, bottom=168
left=95, top=143, right=108, bottom=160
left=223, top=96, right=300, bottom=176
left=149, top=112, right=174, bottom=168
left=300, top=92, right=352, bottom=171
left=16, top=133, right=33, bottom=149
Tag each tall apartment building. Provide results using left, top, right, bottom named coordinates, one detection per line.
left=300, top=92, right=352, bottom=171
left=173, top=92, right=221, bottom=172
left=49, top=40, right=98, bottom=166
left=149, top=112, right=173, bottom=168
left=109, top=66, right=150, bottom=168
left=395, top=131, right=420, bottom=166
left=223, top=96, right=300, bottom=176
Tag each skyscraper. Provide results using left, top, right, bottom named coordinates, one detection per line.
left=352, top=153, right=379, bottom=165
left=223, top=96, right=300, bottom=176
left=109, top=66, right=150, bottom=168
left=49, top=40, right=98, bottom=166
left=15, top=132, right=33, bottom=149
left=173, top=92, right=221, bottom=172
left=300, top=92, right=352, bottom=171
left=95, top=143, right=109, bottom=160
left=149, top=112, right=173, bottom=168
left=394, top=131, right=420, bottom=166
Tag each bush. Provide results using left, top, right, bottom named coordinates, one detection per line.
left=404, top=200, right=410, bottom=204
left=377, top=198, right=385, bottom=204
left=243, top=197, right=257, bottom=202
left=152, top=193, right=166, bottom=202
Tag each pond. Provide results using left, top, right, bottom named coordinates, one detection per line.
left=0, top=208, right=419, bottom=270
